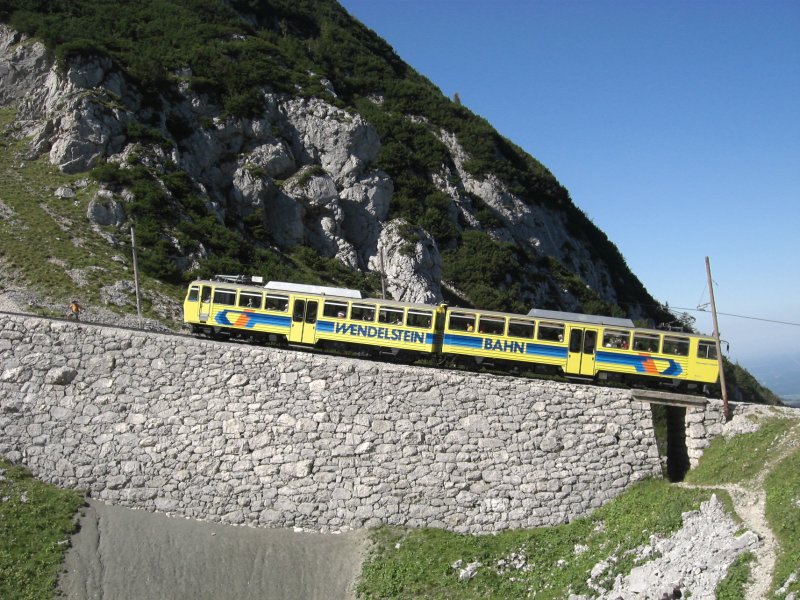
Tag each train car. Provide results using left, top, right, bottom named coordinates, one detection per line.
left=184, top=277, right=719, bottom=391
left=184, top=277, right=303, bottom=343
left=441, top=306, right=718, bottom=390
left=183, top=277, right=446, bottom=359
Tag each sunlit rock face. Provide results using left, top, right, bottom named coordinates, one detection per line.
left=0, top=22, right=626, bottom=309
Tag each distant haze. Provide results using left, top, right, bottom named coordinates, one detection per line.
left=743, top=354, right=800, bottom=405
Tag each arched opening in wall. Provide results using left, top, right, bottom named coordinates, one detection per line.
left=650, top=404, right=690, bottom=482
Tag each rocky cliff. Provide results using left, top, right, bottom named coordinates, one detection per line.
left=0, top=2, right=668, bottom=323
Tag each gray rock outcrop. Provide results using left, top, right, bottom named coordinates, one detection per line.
left=87, top=190, right=126, bottom=227
left=0, top=21, right=649, bottom=312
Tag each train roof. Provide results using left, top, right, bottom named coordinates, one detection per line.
left=526, top=308, right=635, bottom=328
left=189, top=279, right=441, bottom=310
left=266, top=281, right=362, bottom=299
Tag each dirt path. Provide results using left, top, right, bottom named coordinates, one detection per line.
left=679, top=419, right=800, bottom=599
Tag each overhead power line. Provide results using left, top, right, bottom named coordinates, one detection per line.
left=670, top=307, right=800, bottom=328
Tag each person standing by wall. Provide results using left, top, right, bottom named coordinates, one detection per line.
left=67, top=300, right=83, bottom=321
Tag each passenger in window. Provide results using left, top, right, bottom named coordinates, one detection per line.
left=467, top=323, right=474, bottom=332
left=337, top=310, right=345, bottom=318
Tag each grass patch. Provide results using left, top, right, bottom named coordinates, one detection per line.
left=684, top=417, right=796, bottom=486
left=715, top=551, right=754, bottom=599
left=0, top=459, right=84, bottom=600
left=765, top=441, right=800, bottom=596
left=356, top=480, right=712, bottom=599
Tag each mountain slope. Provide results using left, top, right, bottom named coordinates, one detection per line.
left=0, top=0, right=780, bottom=404
left=0, top=0, right=665, bottom=318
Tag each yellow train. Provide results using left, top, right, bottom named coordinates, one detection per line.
left=183, top=277, right=720, bottom=391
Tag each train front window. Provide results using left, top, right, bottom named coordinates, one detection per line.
left=633, top=333, right=660, bottom=352
left=213, top=289, right=236, bottom=306
left=508, top=320, right=534, bottom=339
left=537, top=322, right=565, bottom=342
left=663, top=336, right=690, bottom=356
left=698, top=340, right=717, bottom=360
left=265, top=295, right=289, bottom=311
left=407, top=310, right=432, bottom=328
left=238, top=292, right=262, bottom=309
left=479, top=317, right=505, bottom=336
left=379, top=308, right=404, bottom=325
left=323, top=301, right=348, bottom=319
left=602, top=330, right=630, bottom=350
left=187, top=287, right=199, bottom=302
left=351, top=304, right=376, bottom=322
left=449, top=313, right=476, bottom=332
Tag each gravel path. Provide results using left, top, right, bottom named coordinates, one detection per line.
left=678, top=418, right=800, bottom=599
left=573, top=411, right=800, bottom=600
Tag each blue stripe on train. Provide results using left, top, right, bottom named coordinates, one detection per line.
left=596, top=351, right=683, bottom=376
left=525, top=343, right=568, bottom=359
left=215, top=310, right=291, bottom=328
left=318, top=320, right=433, bottom=346
left=443, top=334, right=483, bottom=349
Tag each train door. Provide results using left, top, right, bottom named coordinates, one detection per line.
left=288, top=296, right=319, bottom=344
left=566, top=327, right=599, bottom=376
left=199, top=285, right=212, bottom=323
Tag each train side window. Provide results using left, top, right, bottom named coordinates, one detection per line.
left=213, top=289, right=236, bottom=306
left=292, top=300, right=305, bottom=322
left=663, top=336, right=690, bottom=356
left=200, top=287, right=212, bottom=303
left=569, top=330, right=583, bottom=353
left=351, top=304, right=376, bottom=322
left=265, top=295, right=289, bottom=312
left=698, top=340, right=717, bottom=360
left=238, top=292, right=262, bottom=309
left=187, top=286, right=199, bottom=302
left=407, top=310, right=432, bottom=329
left=633, top=333, right=660, bottom=352
left=323, top=301, right=349, bottom=319
left=449, top=313, right=476, bottom=332
left=537, top=322, right=565, bottom=342
left=584, top=330, right=597, bottom=354
left=479, top=317, right=505, bottom=335
left=602, top=330, right=630, bottom=350
left=508, top=320, right=534, bottom=339
left=379, top=308, right=404, bottom=325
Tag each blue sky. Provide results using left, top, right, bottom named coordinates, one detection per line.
left=339, top=0, right=800, bottom=368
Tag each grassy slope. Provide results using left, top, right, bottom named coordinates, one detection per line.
left=673, top=415, right=800, bottom=597
left=764, top=440, right=800, bottom=595
left=358, top=414, right=800, bottom=599
left=0, top=106, right=182, bottom=317
left=0, top=460, right=84, bottom=600
left=357, top=480, right=714, bottom=599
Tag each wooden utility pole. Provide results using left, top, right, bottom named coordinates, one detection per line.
left=705, top=256, right=729, bottom=420
left=131, top=226, right=143, bottom=328
left=379, top=247, right=386, bottom=300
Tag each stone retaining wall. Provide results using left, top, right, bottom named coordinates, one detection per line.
left=1, top=314, right=663, bottom=533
